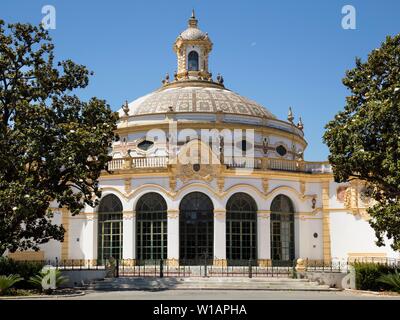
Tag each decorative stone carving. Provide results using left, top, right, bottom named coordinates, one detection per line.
left=169, top=176, right=177, bottom=192
left=344, top=181, right=372, bottom=220
left=124, top=178, right=132, bottom=194
left=174, top=139, right=222, bottom=184
left=177, top=163, right=218, bottom=183
left=217, top=176, right=224, bottom=193
left=300, top=181, right=306, bottom=196
left=257, top=210, right=270, bottom=220
left=167, top=210, right=179, bottom=219
left=262, top=177, right=269, bottom=194
left=337, top=185, right=348, bottom=202
left=262, top=137, right=269, bottom=154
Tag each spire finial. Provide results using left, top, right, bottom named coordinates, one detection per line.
left=287, top=107, right=294, bottom=123
left=188, top=9, right=198, bottom=28
left=297, top=117, right=304, bottom=130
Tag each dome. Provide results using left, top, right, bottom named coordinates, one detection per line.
left=120, top=84, right=276, bottom=119
left=180, top=27, right=207, bottom=40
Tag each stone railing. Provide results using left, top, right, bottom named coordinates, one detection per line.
left=132, top=156, right=168, bottom=168
left=107, top=156, right=332, bottom=174
left=107, top=156, right=168, bottom=171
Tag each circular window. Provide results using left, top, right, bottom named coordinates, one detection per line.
left=313, top=233, right=318, bottom=239
left=193, top=164, right=201, bottom=172
left=137, top=140, right=154, bottom=151
left=276, top=145, right=287, bottom=157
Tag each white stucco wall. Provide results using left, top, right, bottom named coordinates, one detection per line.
left=330, top=212, right=398, bottom=260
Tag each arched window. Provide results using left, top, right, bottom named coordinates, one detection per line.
left=226, top=193, right=257, bottom=265
left=188, top=51, right=199, bottom=71
left=98, top=194, right=123, bottom=262
left=136, top=193, right=167, bottom=263
left=179, top=192, right=214, bottom=265
left=270, top=195, right=295, bottom=265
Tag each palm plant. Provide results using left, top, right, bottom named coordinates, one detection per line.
left=378, top=270, right=400, bottom=292
left=29, top=269, right=68, bottom=294
left=0, top=274, right=23, bottom=295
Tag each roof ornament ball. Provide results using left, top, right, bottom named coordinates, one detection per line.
left=297, top=117, right=304, bottom=131
left=122, top=100, right=130, bottom=116
left=161, top=73, right=170, bottom=85
left=287, top=107, right=294, bottom=123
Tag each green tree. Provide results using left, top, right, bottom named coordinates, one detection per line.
left=323, top=34, right=400, bottom=250
left=0, top=21, right=118, bottom=255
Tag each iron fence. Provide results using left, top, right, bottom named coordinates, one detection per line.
left=7, top=257, right=400, bottom=278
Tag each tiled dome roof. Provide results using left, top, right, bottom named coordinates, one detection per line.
left=120, top=85, right=276, bottom=119
left=180, top=27, right=207, bottom=40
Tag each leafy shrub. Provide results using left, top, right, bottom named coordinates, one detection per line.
left=29, top=269, right=68, bottom=294
left=0, top=274, right=23, bottom=295
left=378, top=270, right=400, bottom=293
left=352, top=262, right=399, bottom=291
left=0, top=258, right=44, bottom=289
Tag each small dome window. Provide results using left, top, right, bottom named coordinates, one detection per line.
left=235, top=140, right=252, bottom=152
left=276, top=145, right=287, bottom=157
left=188, top=51, right=199, bottom=71
left=137, top=140, right=154, bottom=151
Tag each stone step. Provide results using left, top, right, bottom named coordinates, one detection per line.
left=87, top=277, right=334, bottom=291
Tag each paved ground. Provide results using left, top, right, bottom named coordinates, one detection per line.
left=31, top=289, right=400, bottom=300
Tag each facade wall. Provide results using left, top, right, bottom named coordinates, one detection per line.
left=34, top=176, right=398, bottom=264
left=330, top=211, right=398, bottom=260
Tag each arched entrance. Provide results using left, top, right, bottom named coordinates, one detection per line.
left=270, top=195, right=295, bottom=266
left=98, top=194, right=123, bottom=263
left=179, top=192, right=214, bottom=265
left=136, top=193, right=167, bottom=264
left=226, top=193, right=257, bottom=266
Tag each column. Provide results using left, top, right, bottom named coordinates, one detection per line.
left=167, top=209, right=179, bottom=267
left=214, top=209, right=227, bottom=266
left=122, top=211, right=136, bottom=264
left=83, top=212, right=97, bottom=265
left=257, top=210, right=271, bottom=267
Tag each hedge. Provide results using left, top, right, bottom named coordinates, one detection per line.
left=0, top=258, right=45, bottom=289
left=352, top=262, right=400, bottom=292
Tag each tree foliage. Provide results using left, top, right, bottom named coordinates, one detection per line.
left=0, top=21, right=118, bottom=255
left=323, top=34, right=400, bottom=250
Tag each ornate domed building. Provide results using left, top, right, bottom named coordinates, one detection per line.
left=15, top=12, right=398, bottom=266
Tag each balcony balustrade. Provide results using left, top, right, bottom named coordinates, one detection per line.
left=107, top=156, right=332, bottom=174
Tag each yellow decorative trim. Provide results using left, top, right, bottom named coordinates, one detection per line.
left=213, top=259, right=227, bottom=267
left=8, top=251, right=45, bottom=261
left=214, top=209, right=226, bottom=219
left=322, top=182, right=331, bottom=263
left=258, top=259, right=272, bottom=267
left=124, top=178, right=132, bottom=193
left=61, top=208, right=69, bottom=260
left=257, top=210, right=271, bottom=219
left=167, top=210, right=179, bottom=219
left=166, top=259, right=179, bottom=267
left=123, top=211, right=136, bottom=220
left=262, top=177, right=269, bottom=194
left=347, top=252, right=387, bottom=263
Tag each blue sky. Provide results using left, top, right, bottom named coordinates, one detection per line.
left=1, top=0, right=400, bottom=160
